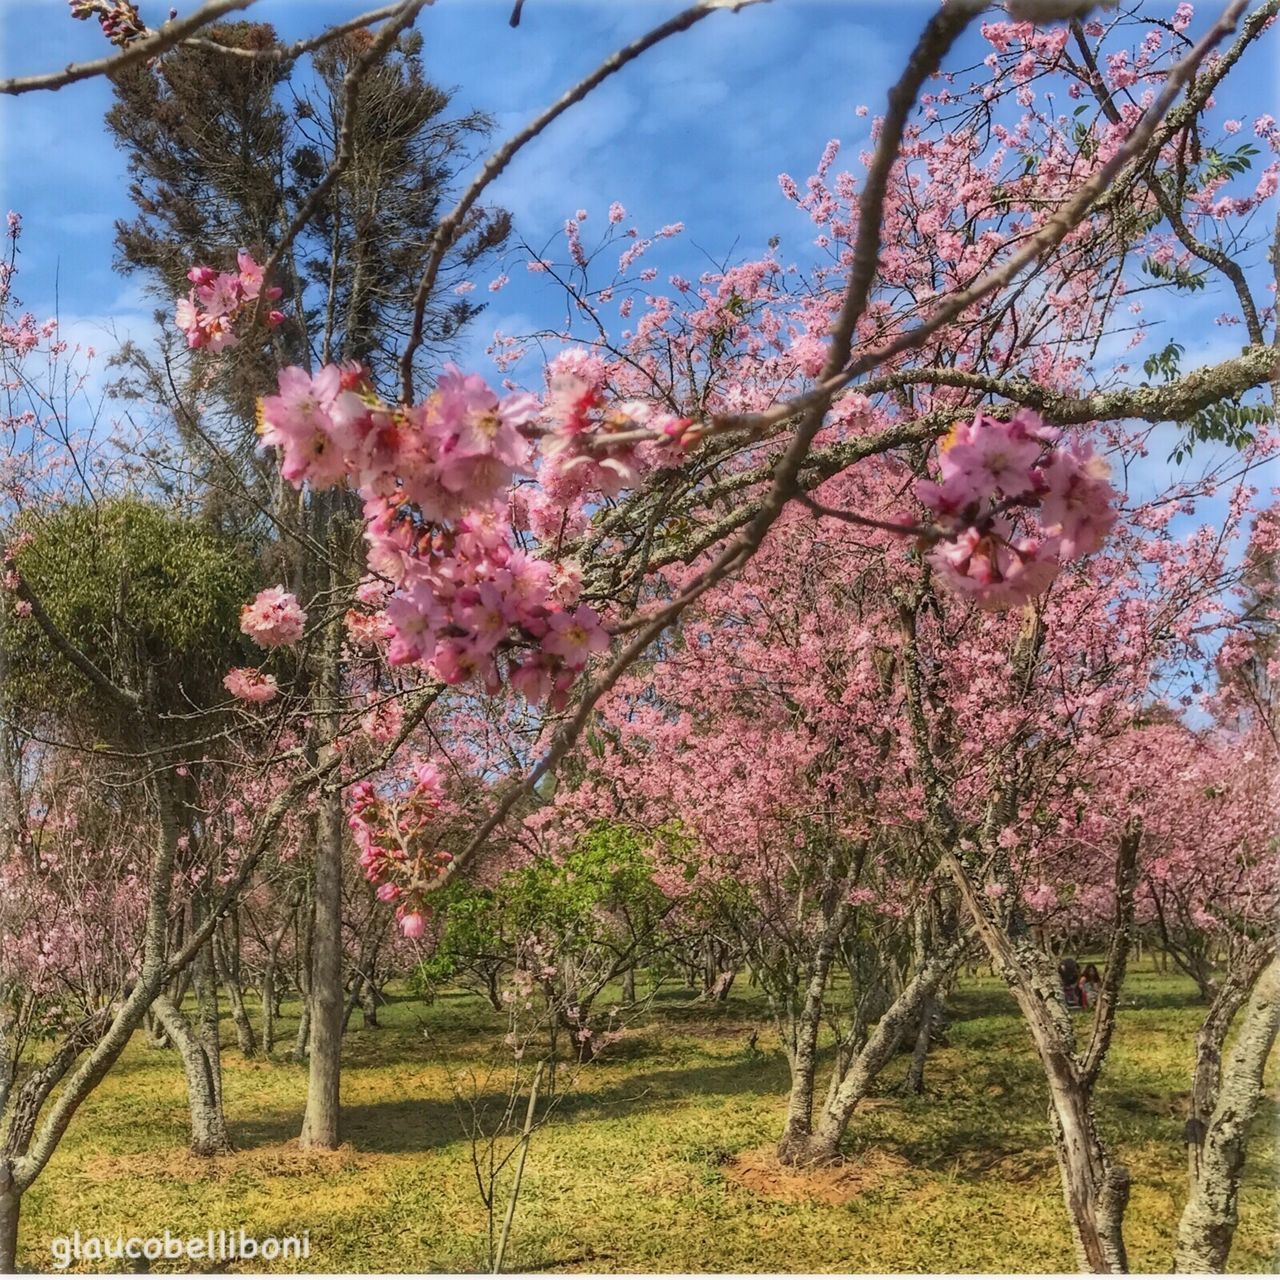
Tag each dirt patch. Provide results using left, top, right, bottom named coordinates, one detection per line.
left=84, top=1140, right=368, bottom=1183
left=724, top=1144, right=913, bottom=1206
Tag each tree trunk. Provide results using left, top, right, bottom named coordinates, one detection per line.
left=299, top=787, right=344, bottom=1149
left=0, top=1166, right=19, bottom=1275
left=360, top=980, right=380, bottom=1028
left=943, top=851, right=1131, bottom=1272
left=622, top=967, right=637, bottom=1005
left=262, top=952, right=278, bottom=1057
left=1189, top=972, right=1255, bottom=1133
left=218, top=918, right=256, bottom=1056
left=775, top=908, right=849, bottom=1166
left=191, top=925, right=224, bottom=1114
left=809, top=938, right=965, bottom=1162
left=293, top=998, right=312, bottom=1063
left=225, top=977, right=256, bottom=1056
left=152, top=994, right=231, bottom=1156
left=291, top=896, right=314, bottom=1064
left=1042, top=1061, right=1130, bottom=1273
left=905, top=995, right=933, bottom=1094
left=1175, top=956, right=1280, bottom=1273
left=342, top=975, right=362, bottom=1033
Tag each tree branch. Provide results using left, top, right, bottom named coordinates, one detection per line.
left=13, top=573, right=141, bottom=712
left=398, top=0, right=767, bottom=402
left=0, top=0, right=256, bottom=96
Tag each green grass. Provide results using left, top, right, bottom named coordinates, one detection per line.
left=19, top=965, right=1279, bottom=1273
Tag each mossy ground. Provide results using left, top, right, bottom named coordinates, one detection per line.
left=20, top=964, right=1279, bottom=1273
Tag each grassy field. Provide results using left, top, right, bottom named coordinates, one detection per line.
left=20, top=966, right=1279, bottom=1274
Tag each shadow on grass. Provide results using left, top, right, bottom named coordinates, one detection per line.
left=229, top=1053, right=793, bottom=1155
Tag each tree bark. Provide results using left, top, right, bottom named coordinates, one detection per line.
left=905, top=995, right=934, bottom=1094
left=152, top=994, right=231, bottom=1156
left=0, top=1163, right=19, bottom=1275
left=293, top=998, right=312, bottom=1063
left=808, top=937, right=965, bottom=1163
left=217, top=917, right=256, bottom=1056
left=1175, top=956, right=1280, bottom=1273
left=262, top=952, right=278, bottom=1057
left=359, top=979, right=380, bottom=1029
left=299, top=785, right=344, bottom=1149
left=292, top=890, right=314, bottom=1063
left=191, top=923, right=224, bottom=1115
left=774, top=907, right=849, bottom=1166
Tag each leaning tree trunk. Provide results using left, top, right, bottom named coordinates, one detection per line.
left=152, top=994, right=231, bottom=1156
left=0, top=1009, right=112, bottom=1275
left=807, top=936, right=966, bottom=1164
left=1175, top=956, right=1280, bottom=1273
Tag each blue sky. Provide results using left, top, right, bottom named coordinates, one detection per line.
left=0, top=0, right=1274, bottom=513
left=0, top=0, right=907, bottom=355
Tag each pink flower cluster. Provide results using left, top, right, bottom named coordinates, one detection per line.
left=915, top=410, right=1116, bottom=609
left=240, top=586, right=307, bottom=647
left=175, top=251, right=283, bottom=352
left=540, top=350, right=691, bottom=501
left=223, top=667, right=279, bottom=704
left=348, top=760, right=454, bottom=936
left=255, top=360, right=615, bottom=704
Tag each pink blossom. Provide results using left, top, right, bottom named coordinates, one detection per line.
left=223, top=667, right=279, bottom=703
left=240, top=586, right=307, bottom=647
left=541, top=605, right=609, bottom=669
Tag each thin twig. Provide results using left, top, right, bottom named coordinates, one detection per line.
left=398, top=0, right=767, bottom=402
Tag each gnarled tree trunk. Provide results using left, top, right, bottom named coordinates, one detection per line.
left=1175, top=955, right=1279, bottom=1273
left=152, top=994, right=231, bottom=1157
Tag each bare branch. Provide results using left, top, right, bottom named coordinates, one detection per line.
left=0, top=0, right=256, bottom=96
left=13, top=573, right=141, bottom=712
left=255, top=0, right=433, bottom=312
left=398, top=0, right=768, bottom=402
left=181, top=3, right=408, bottom=63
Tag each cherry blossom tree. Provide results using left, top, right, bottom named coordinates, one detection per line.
left=0, top=0, right=1276, bottom=1272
